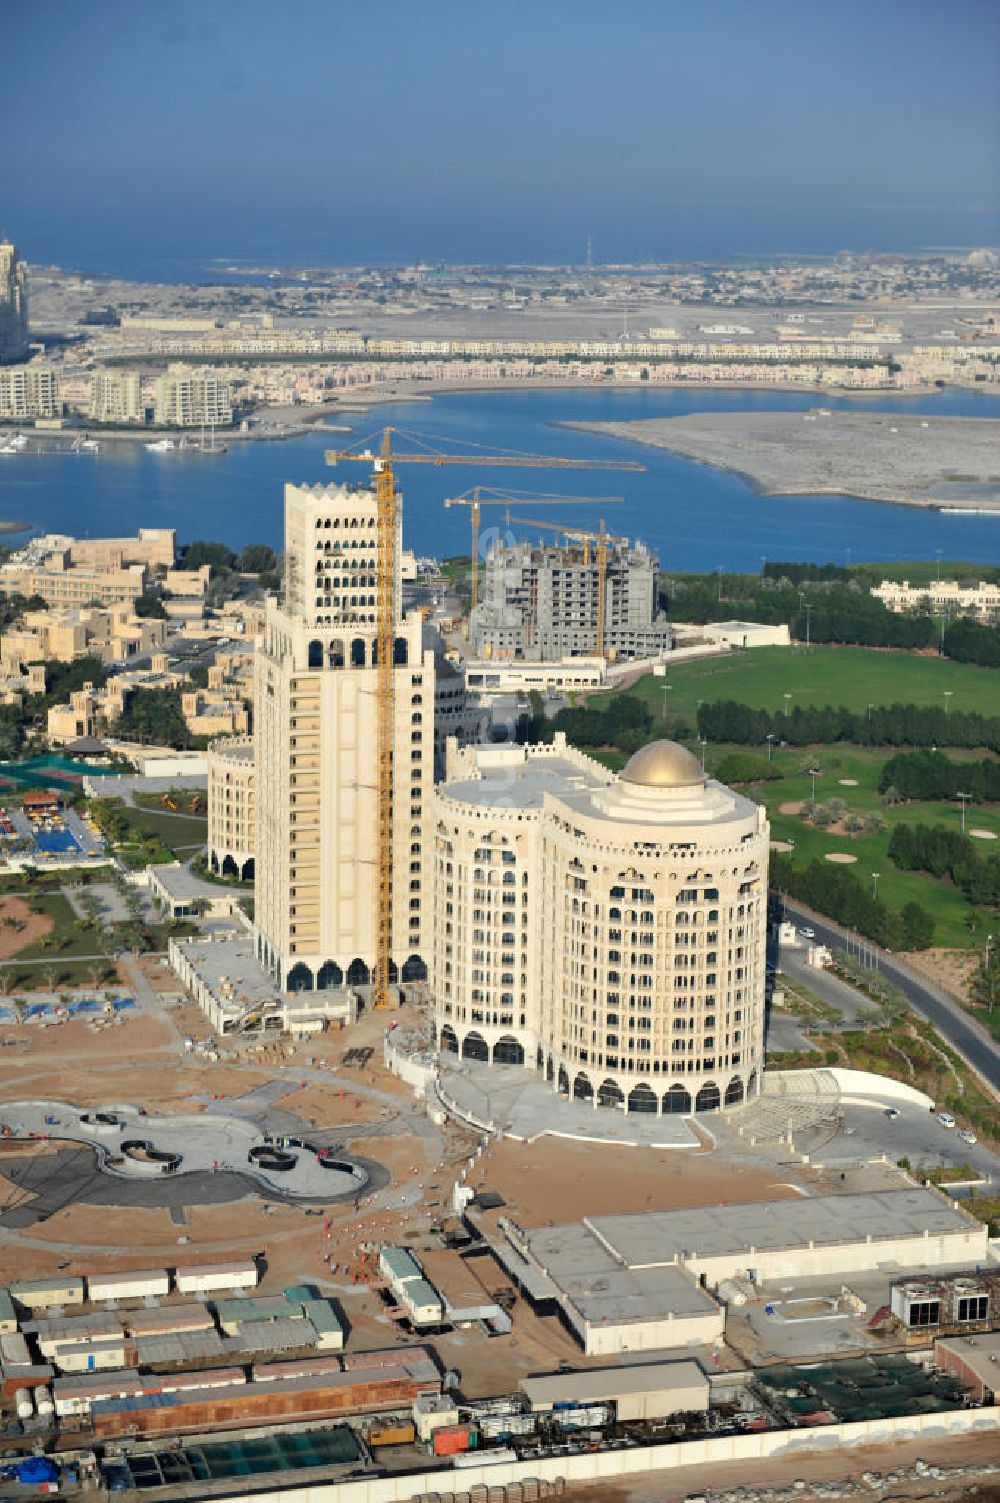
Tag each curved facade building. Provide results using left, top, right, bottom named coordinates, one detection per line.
left=207, top=735, right=256, bottom=881
left=432, top=735, right=769, bottom=1115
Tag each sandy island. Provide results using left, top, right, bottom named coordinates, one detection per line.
left=557, top=410, right=1000, bottom=510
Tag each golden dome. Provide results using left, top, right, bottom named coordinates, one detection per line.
left=621, top=739, right=704, bottom=789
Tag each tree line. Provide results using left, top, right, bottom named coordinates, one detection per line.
left=879, top=749, right=1000, bottom=803
left=771, top=852, right=934, bottom=950
left=698, top=700, right=1000, bottom=750
left=659, top=566, right=1000, bottom=665
left=888, top=823, right=1000, bottom=909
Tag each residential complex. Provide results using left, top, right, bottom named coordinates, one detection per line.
left=0, top=529, right=174, bottom=609
left=872, top=577, right=1000, bottom=624
left=0, top=240, right=28, bottom=363
left=252, top=481, right=435, bottom=993
left=471, top=536, right=671, bottom=661
left=153, top=364, right=233, bottom=427
left=90, top=367, right=144, bottom=424
left=0, top=603, right=166, bottom=667
left=0, top=364, right=60, bottom=420
left=432, top=735, right=769, bottom=1113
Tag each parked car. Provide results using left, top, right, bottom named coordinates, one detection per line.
left=958, top=1129, right=978, bottom=1145
left=884, top=1107, right=900, bottom=1121
left=937, top=1111, right=956, bottom=1129
left=799, top=926, right=816, bottom=939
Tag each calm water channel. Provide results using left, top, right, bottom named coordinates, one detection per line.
left=2, top=387, right=999, bottom=571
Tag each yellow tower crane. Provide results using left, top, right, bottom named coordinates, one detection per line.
left=325, top=427, right=644, bottom=1010
left=443, top=486, right=625, bottom=612
left=505, top=514, right=628, bottom=660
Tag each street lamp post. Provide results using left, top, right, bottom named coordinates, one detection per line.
left=809, top=767, right=819, bottom=801
left=783, top=693, right=792, bottom=717
left=944, top=690, right=953, bottom=717
left=660, top=683, right=671, bottom=723
left=872, top=871, right=880, bottom=900
left=957, top=790, right=970, bottom=835
left=766, top=733, right=774, bottom=764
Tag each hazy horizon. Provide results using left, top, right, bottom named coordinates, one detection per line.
left=2, top=0, right=998, bottom=276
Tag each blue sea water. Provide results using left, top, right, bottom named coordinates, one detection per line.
left=2, top=387, right=999, bottom=571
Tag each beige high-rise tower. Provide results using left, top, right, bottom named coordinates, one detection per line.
left=0, top=241, right=28, bottom=363
left=254, top=481, right=435, bottom=994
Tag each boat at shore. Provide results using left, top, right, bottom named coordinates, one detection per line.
left=146, top=437, right=176, bottom=453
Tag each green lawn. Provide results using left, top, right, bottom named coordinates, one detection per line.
left=12, top=892, right=108, bottom=960
left=605, top=646, right=1000, bottom=726
left=119, top=808, right=207, bottom=847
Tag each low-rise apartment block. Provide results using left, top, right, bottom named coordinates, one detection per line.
left=1, top=603, right=166, bottom=667
left=872, top=577, right=1000, bottom=623
left=90, top=368, right=144, bottom=424
left=154, top=364, right=232, bottom=427
left=0, top=530, right=174, bottom=611
left=0, top=364, right=61, bottom=420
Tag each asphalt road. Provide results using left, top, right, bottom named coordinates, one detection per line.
left=781, top=898, right=1000, bottom=1096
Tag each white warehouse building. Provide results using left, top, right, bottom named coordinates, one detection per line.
left=432, top=735, right=769, bottom=1115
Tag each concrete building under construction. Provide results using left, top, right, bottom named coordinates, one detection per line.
left=470, top=534, right=671, bottom=662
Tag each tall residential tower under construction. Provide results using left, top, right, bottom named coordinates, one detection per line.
left=470, top=534, right=671, bottom=661
left=253, top=482, right=434, bottom=994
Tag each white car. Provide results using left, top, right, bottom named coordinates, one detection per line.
left=958, top=1129, right=977, bottom=1146
left=799, top=927, right=816, bottom=940
left=937, top=1111, right=956, bottom=1129
left=884, top=1107, right=900, bottom=1121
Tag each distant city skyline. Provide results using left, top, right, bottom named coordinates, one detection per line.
left=2, top=0, right=998, bottom=275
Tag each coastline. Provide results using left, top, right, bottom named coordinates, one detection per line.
left=551, top=417, right=1000, bottom=515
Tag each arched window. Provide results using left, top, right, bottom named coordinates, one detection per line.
left=286, top=962, right=313, bottom=993
left=401, top=954, right=427, bottom=982
left=662, top=1084, right=692, bottom=1114
left=317, top=961, right=343, bottom=990
left=573, top=1072, right=593, bottom=1102
left=329, top=639, right=345, bottom=668
left=439, top=1025, right=459, bottom=1055
left=350, top=638, right=365, bottom=668
left=307, top=640, right=323, bottom=669
left=346, top=957, right=369, bottom=987
left=394, top=637, right=408, bottom=665
left=597, top=1079, right=624, bottom=1110
left=724, top=1076, right=745, bottom=1107
left=557, top=1066, right=570, bottom=1095
left=695, top=1081, right=721, bottom=1113
left=493, top=1035, right=524, bottom=1066
left=627, top=1083, right=658, bottom=1114
left=462, top=1031, right=489, bottom=1062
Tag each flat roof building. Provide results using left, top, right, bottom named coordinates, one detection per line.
left=521, top=1359, right=709, bottom=1421
left=500, top=1188, right=990, bottom=1356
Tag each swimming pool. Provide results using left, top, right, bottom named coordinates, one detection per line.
left=118, top=1425, right=362, bottom=1489
left=34, top=829, right=81, bottom=854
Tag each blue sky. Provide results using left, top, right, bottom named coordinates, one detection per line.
left=1, top=0, right=998, bottom=270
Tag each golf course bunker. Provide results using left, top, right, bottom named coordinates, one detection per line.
left=0, top=1101, right=375, bottom=1202
left=825, top=852, right=858, bottom=864
left=770, top=840, right=794, bottom=853
left=838, top=779, right=859, bottom=786
left=970, top=828, right=997, bottom=840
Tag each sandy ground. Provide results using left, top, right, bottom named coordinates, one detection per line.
left=779, top=801, right=804, bottom=816
left=899, top=946, right=980, bottom=1005
left=466, top=1135, right=804, bottom=1229
left=0, top=895, right=53, bottom=959
left=825, top=851, right=858, bottom=863
left=564, top=411, right=1000, bottom=509
left=563, top=1432, right=1000, bottom=1503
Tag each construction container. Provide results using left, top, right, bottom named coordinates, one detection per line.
left=15, top=1387, right=34, bottom=1420
left=343, top=1345, right=434, bottom=1372
left=0, top=1332, right=31, bottom=1367
left=368, top=1420, right=416, bottom=1447
left=175, top=1260, right=259, bottom=1296
left=122, top=1303, right=213, bottom=1338
left=34, top=1386, right=54, bottom=1418
left=252, top=1355, right=343, bottom=1384
left=0, top=1288, right=18, bottom=1334
left=87, top=1269, right=170, bottom=1303
left=50, top=1338, right=128, bottom=1374
left=11, top=1277, right=85, bottom=1312
left=432, top=1423, right=477, bottom=1456
left=213, top=1296, right=302, bottom=1333
left=300, top=1298, right=344, bottom=1352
